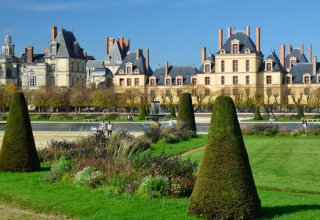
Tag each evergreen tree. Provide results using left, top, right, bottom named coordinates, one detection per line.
left=188, top=96, right=261, bottom=219
left=178, top=93, right=196, bottom=133
left=139, top=105, right=147, bottom=120
left=297, top=106, right=304, bottom=119
left=253, top=105, right=262, bottom=120
left=0, top=92, right=40, bottom=171
left=169, top=104, right=176, bottom=118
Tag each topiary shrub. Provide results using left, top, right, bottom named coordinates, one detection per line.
left=253, top=105, right=262, bottom=120
left=139, top=105, right=147, bottom=120
left=188, top=96, right=261, bottom=219
left=0, top=92, right=40, bottom=171
left=178, top=93, right=196, bottom=133
left=297, top=106, right=304, bottom=119
left=169, top=104, right=176, bottom=118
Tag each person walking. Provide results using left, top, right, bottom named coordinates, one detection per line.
left=98, top=120, right=106, bottom=136
left=301, top=117, right=308, bottom=133
left=107, top=121, right=113, bottom=137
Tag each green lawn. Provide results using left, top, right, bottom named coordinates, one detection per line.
left=0, top=136, right=320, bottom=219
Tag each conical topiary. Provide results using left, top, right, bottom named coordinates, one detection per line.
left=178, top=93, right=196, bottom=133
left=169, top=104, right=176, bottom=118
left=0, top=92, right=40, bottom=171
left=139, top=105, right=147, bottom=120
left=253, top=105, right=262, bottom=120
left=188, top=96, right=261, bottom=219
left=297, top=106, right=304, bottom=119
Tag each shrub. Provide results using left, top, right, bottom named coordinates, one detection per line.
left=138, top=175, right=170, bottom=198
left=169, top=104, right=176, bottom=118
left=178, top=93, right=196, bottom=133
left=44, top=157, right=72, bottom=183
left=74, top=166, right=103, bottom=187
left=188, top=96, right=261, bottom=219
left=139, top=105, right=147, bottom=120
left=253, top=106, right=262, bottom=120
left=144, top=126, right=161, bottom=143
left=0, top=92, right=40, bottom=171
left=243, top=124, right=280, bottom=136
left=297, top=106, right=304, bottom=119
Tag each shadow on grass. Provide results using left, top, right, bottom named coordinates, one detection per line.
left=262, top=204, right=320, bottom=219
left=40, top=167, right=51, bottom=172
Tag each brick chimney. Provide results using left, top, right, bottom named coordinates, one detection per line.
left=118, top=37, right=124, bottom=52
left=136, top=49, right=142, bottom=59
left=300, top=44, right=304, bottom=54
left=44, top=47, right=49, bottom=55
left=309, top=44, right=312, bottom=63
left=227, top=26, right=232, bottom=38
left=245, top=26, right=250, bottom=37
left=165, top=61, right=169, bottom=76
left=145, top=48, right=149, bottom=73
left=255, top=27, right=260, bottom=53
left=106, top=37, right=115, bottom=56
left=26, top=46, right=33, bottom=64
left=51, top=26, right=57, bottom=41
left=218, top=28, right=223, bottom=50
left=124, top=39, right=130, bottom=51
left=201, top=47, right=206, bottom=64
left=313, top=56, right=317, bottom=75
left=280, top=44, right=285, bottom=71
left=288, top=44, right=292, bottom=54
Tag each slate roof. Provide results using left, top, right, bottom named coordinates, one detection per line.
left=115, top=52, right=152, bottom=75
left=151, top=66, right=198, bottom=85
left=198, top=54, right=215, bottom=73
left=19, top=53, right=45, bottom=63
left=285, top=49, right=308, bottom=69
left=91, top=67, right=112, bottom=77
left=218, top=32, right=262, bottom=55
left=54, top=29, right=85, bottom=59
left=288, top=63, right=320, bottom=84
left=86, top=60, right=104, bottom=69
left=265, top=52, right=282, bottom=72
left=106, top=43, right=124, bottom=66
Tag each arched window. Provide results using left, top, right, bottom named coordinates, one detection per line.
left=204, top=64, right=211, bottom=73
left=126, top=66, right=132, bottom=74
left=191, top=77, right=197, bottom=85
left=119, top=69, right=124, bottom=74
left=177, top=77, right=182, bottom=85
left=165, top=77, right=171, bottom=86
left=285, top=75, right=292, bottom=84
left=134, top=69, right=140, bottom=74
left=28, top=72, right=37, bottom=88
left=149, top=78, right=155, bottom=86
left=304, top=75, right=310, bottom=84
left=266, top=62, right=272, bottom=72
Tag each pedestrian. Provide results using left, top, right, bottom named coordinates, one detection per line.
left=98, top=120, right=105, bottom=136
left=107, top=121, right=112, bottom=137
left=168, top=119, right=174, bottom=128
left=301, top=117, right=308, bottom=133
left=128, top=114, right=131, bottom=121
left=131, top=114, right=134, bottom=121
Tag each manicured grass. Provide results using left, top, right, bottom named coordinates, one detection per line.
left=151, top=134, right=207, bottom=155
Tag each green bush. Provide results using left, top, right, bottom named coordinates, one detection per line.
left=44, top=157, right=72, bottom=183
left=188, top=96, right=261, bottom=219
left=0, top=92, right=40, bottom=171
left=297, top=106, right=304, bottom=119
left=137, top=175, right=170, bottom=198
left=139, top=105, right=147, bottom=120
left=169, top=104, right=176, bottom=118
left=178, top=93, right=196, bottom=133
left=253, top=106, right=262, bottom=120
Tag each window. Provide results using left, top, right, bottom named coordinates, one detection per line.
left=191, top=77, right=197, bottom=85
left=134, top=78, right=139, bottom=86
left=149, top=78, right=155, bottom=86
left=232, top=44, right=239, bottom=54
left=221, top=76, right=225, bottom=85
left=220, top=49, right=226, bottom=54
left=205, top=89, right=210, bottom=96
left=77, top=62, right=80, bottom=72
left=134, top=69, right=140, bottom=74
left=266, top=76, right=272, bottom=84
left=304, top=75, right=310, bottom=84
left=0, top=65, right=3, bottom=78
left=267, top=88, right=272, bottom=95
left=245, top=48, right=251, bottom=53
left=119, top=69, right=124, bottom=74
left=82, top=63, right=85, bottom=72
left=221, top=60, right=225, bottom=72
left=177, top=77, right=182, bottom=85
left=233, top=89, right=239, bottom=96
left=6, top=68, right=11, bottom=78
left=290, top=58, right=296, bottom=67
left=246, top=75, right=250, bottom=85
left=233, top=76, right=238, bottom=85
left=205, top=77, right=210, bottom=85
left=28, top=72, right=37, bottom=88
left=51, top=64, right=55, bottom=71
left=233, top=60, right=238, bottom=72
left=204, top=64, right=211, bottom=73
left=246, top=60, right=250, bottom=72
left=71, top=61, right=74, bottom=71
left=318, top=76, right=320, bottom=83
left=266, top=63, right=272, bottom=72
left=177, top=89, right=182, bottom=96
left=50, top=44, right=56, bottom=55
left=119, top=78, right=124, bottom=86
left=165, top=78, right=171, bottom=86
left=127, top=78, right=132, bottom=86
left=304, top=88, right=310, bottom=95
left=285, top=75, right=292, bottom=84
left=126, top=66, right=132, bottom=74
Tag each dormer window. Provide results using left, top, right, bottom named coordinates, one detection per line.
left=176, top=76, right=183, bottom=85
left=119, top=69, right=124, bottom=74
left=106, top=56, right=110, bottom=63
left=165, top=77, right=171, bottom=86
left=220, top=49, right=226, bottom=54
left=191, top=77, right=197, bottom=85
left=134, top=69, right=140, bottom=74
left=265, top=62, right=273, bottom=72
left=245, top=48, right=251, bottom=54
left=126, top=63, right=133, bottom=74
left=204, top=63, right=211, bottom=73
left=149, top=77, right=156, bottom=86
left=285, top=75, right=292, bottom=84
left=231, top=39, right=240, bottom=54
left=304, top=74, right=310, bottom=84
left=290, top=57, right=297, bottom=67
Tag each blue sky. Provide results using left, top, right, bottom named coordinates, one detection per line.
left=1, top=0, right=320, bottom=69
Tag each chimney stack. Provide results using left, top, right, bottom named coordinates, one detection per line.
left=300, top=44, right=304, bottom=54
left=124, top=39, right=130, bottom=51
left=51, top=26, right=57, bottom=41
left=106, top=37, right=115, bottom=56
left=146, top=48, right=149, bottom=72
left=26, top=46, right=33, bottom=64
left=280, top=44, right=285, bottom=71
left=227, top=26, right=232, bottom=38
left=288, top=44, right=292, bottom=54
left=44, top=47, right=49, bottom=55
left=313, top=56, right=317, bottom=75
left=118, top=37, right=124, bottom=52
left=136, top=49, right=142, bottom=59
left=218, top=28, right=223, bottom=50
left=165, top=61, right=169, bottom=76
left=201, top=47, right=206, bottom=64
left=245, top=26, right=250, bottom=37
left=309, top=45, right=313, bottom=63
left=255, top=27, right=261, bottom=53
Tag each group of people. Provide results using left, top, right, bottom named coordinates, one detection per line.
left=98, top=120, right=112, bottom=137
left=127, top=114, right=134, bottom=121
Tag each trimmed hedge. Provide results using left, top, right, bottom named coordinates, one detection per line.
left=297, top=106, right=304, bottom=119
left=188, top=96, right=261, bottom=219
left=169, top=104, right=176, bottom=118
left=139, top=105, right=147, bottom=120
left=0, top=92, right=40, bottom=171
left=253, top=105, right=262, bottom=120
left=178, top=93, right=196, bottom=133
